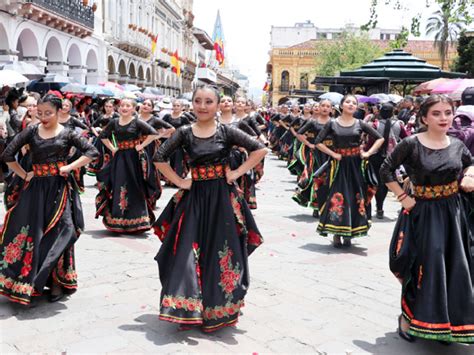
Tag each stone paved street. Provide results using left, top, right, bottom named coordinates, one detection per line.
left=0, top=155, right=472, bottom=354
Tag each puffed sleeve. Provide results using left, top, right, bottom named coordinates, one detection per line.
left=226, top=125, right=264, bottom=152
left=361, top=121, right=383, bottom=140
left=136, top=119, right=158, bottom=136
left=152, top=117, right=173, bottom=130
left=297, top=120, right=312, bottom=135
left=99, top=119, right=115, bottom=139
left=2, top=126, right=34, bottom=162
left=181, top=115, right=191, bottom=125
left=72, top=117, right=89, bottom=130
left=380, top=138, right=413, bottom=183
left=247, top=116, right=262, bottom=136
left=68, top=130, right=99, bottom=159
left=236, top=121, right=257, bottom=136
left=461, top=142, right=474, bottom=169
left=314, top=121, right=332, bottom=144
left=153, top=127, right=186, bottom=162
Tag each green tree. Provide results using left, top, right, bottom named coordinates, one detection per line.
left=453, top=31, right=474, bottom=75
left=425, top=3, right=465, bottom=69
left=362, top=0, right=472, bottom=39
left=314, top=32, right=384, bottom=76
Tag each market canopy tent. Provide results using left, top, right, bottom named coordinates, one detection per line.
left=340, top=49, right=465, bottom=82
left=313, top=49, right=466, bottom=94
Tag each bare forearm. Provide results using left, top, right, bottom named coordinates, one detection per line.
left=101, top=139, right=115, bottom=152
left=234, top=148, right=267, bottom=178
left=69, top=156, right=93, bottom=170
left=6, top=161, right=27, bottom=179
left=367, top=138, right=384, bottom=155
left=316, top=143, right=337, bottom=158
left=141, top=135, right=159, bottom=149
left=385, top=181, right=404, bottom=196
left=155, top=162, right=183, bottom=186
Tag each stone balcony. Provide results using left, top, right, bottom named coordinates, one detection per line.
left=4, top=0, right=95, bottom=38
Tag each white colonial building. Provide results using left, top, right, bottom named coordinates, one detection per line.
left=0, top=0, right=106, bottom=84
left=270, top=20, right=401, bottom=48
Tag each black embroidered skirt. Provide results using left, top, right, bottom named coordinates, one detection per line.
left=153, top=176, right=263, bottom=332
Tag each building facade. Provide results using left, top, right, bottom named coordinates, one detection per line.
left=268, top=23, right=458, bottom=106
left=271, top=21, right=400, bottom=48
left=0, top=0, right=106, bottom=84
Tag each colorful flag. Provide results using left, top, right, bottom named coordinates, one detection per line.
left=212, top=10, right=225, bottom=66
left=151, top=34, right=158, bottom=55
left=263, top=82, right=270, bottom=91
left=171, top=50, right=181, bottom=77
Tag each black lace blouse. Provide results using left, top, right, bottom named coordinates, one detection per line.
left=298, top=120, right=330, bottom=144
left=380, top=136, right=473, bottom=186
left=140, top=116, right=173, bottom=130
left=99, top=118, right=158, bottom=141
left=315, top=119, right=382, bottom=148
left=154, top=124, right=264, bottom=167
left=61, top=117, right=89, bottom=131
left=162, top=114, right=191, bottom=129
left=2, top=125, right=98, bottom=164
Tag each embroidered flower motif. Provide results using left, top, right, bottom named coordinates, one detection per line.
left=0, top=226, right=32, bottom=275
left=218, top=241, right=241, bottom=301
left=161, top=295, right=203, bottom=312
left=247, top=229, right=262, bottom=246
left=202, top=300, right=244, bottom=320
left=356, top=193, right=366, bottom=216
left=329, top=193, right=344, bottom=222
left=119, top=184, right=128, bottom=215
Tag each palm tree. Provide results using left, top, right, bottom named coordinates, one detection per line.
left=425, top=4, right=464, bottom=69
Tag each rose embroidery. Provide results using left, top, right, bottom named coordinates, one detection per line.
left=218, top=241, right=241, bottom=301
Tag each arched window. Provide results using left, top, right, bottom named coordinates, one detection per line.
left=300, top=73, right=308, bottom=90
left=280, top=70, right=289, bottom=92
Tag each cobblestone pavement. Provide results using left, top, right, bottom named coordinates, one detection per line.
left=1, top=155, right=472, bottom=354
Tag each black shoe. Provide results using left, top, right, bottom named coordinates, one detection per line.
left=312, top=210, right=319, bottom=218
left=48, top=291, right=65, bottom=303
left=398, top=315, right=415, bottom=342
left=333, top=236, right=342, bottom=248
left=343, top=237, right=352, bottom=247
left=376, top=210, right=384, bottom=219
left=437, top=340, right=451, bottom=346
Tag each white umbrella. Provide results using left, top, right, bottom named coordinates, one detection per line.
left=388, top=94, right=403, bottom=104
left=319, top=92, right=343, bottom=105
left=1, top=61, right=44, bottom=76
left=0, top=69, right=29, bottom=86
left=43, top=73, right=76, bottom=83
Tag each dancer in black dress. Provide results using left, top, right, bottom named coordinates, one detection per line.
left=138, top=99, right=175, bottom=205
left=87, top=99, right=118, bottom=176
left=153, top=85, right=267, bottom=332
left=314, top=94, right=384, bottom=247
left=0, top=94, right=98, bottom=304
left=95, top=99, right=159, bottom=233
left=162, top=100, right=191, bottom=180
left=381, top=95, right=474, bottom=344
left=293, top=99, right=333, bottom=217
left=288, top=103, right=312, bottom=177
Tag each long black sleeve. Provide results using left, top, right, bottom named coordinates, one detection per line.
left=380, top=138, right=412, bottom=183
left=136, top=119, right=158, bottom=136
left=2, top=126, right=33, bottom=162
left=153, top=127, right=186, bottom=162
left=99, top=120, right=115, bottom=139
left=226, top=125, right=264, bottom=152
left=314, top=121, right=332, bottom=145
left=68, top=130, right=99, bottom=159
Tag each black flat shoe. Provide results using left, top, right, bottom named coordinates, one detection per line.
left=343, top=237, right=352, bottom=247
left=333, top=236, right=342, bottom=248
left=437, top=340, right=451, bottom=346
left=312, top=210, right=319, bottom=219
left=48, top=292, right=64, bottom=303
left=398, top=315, right=415, bottom=342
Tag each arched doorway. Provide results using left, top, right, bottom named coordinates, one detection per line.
left=0, top=24, right=9, bottom=54
left=129, top=62, right=136, bottom=84
left=16, top=28, right=40, bottom=62
left=45, top=36, right=64, bottom=75
left=280, top=70, right=289, bottom=92
left=85, top=49, right=98, bottom=84
left=67, top=44, right=83, bottom=83
left=118, top=59, right=127, bottom=84
left=146, top=67, right=151, bottom=85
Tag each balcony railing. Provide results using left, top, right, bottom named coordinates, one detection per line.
left=25, top=0, right=94, bottom=29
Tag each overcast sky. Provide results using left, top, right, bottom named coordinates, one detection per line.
left=193, top=0, right=440, bottom=95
